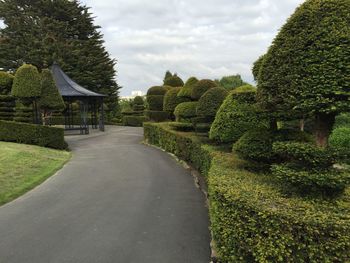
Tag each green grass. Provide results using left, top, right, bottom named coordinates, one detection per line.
left=0, top=141, right=71, bottom=206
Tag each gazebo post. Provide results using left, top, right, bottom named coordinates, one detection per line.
left=99, top=98, right=105, bottom=132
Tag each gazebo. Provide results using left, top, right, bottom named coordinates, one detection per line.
left=51, top=63, right=106, bottom=134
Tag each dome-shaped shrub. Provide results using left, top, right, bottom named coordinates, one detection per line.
left=0, top=71, right=14, bottom=95
left=12, top=64, right=41, bottom=98
left=134, top=96, right=144, bottom=105
left=174, top=102, right=198, bottom=122
left=178, top=77, right=199, bottom=99
left=163, top=87, right=190, bottom=115
left=147, top=86, right=169, bottom=96
left=209, top=85, right=260, bottom=143
left=133, top=96, right=145, bottom=111
left=196, top=87, right=228, bottom=119
left=164, top=75, right=184, bottom=87
left=191, top=79, right=217, bottom=100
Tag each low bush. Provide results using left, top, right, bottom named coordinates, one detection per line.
left=122, top=116, right=148, bottom=127
left=144, top=110, right=169, bottom=122
left=330, top=127, right=350, bottom=163
left=0, top=95, right=15, bottom=121
left=191, top=79, right=217, bottom=100
left=334, top=113, right=350, bottom=129
left=169, top=122, right=194, bottom=132
left=0, top=120, right=67, bottom=149
left=0, top=71, right=14, bottom=95
left=196, top=87, right=228, bottom=119
left=209, top=85, right=261, bottom=143
left=144, top=122, right=350, bottom=262
left=174, top=102, right=198, bottom=122
left=233, top=128, right=312, bottom=163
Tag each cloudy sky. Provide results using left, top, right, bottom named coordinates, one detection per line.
left=82, top=0, right=304, bottom=96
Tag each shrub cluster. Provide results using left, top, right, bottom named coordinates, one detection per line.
left=210, top=85, right=261, bottom=143
left=196, top=87, right=228, bottom=120
left=163, top=75, right=184, bottom=87
left=174, top=102, right=198, bottom=122
left=177, top=77, right=198, bottom=99
left=122, top=96, right=147, bottom=127
left=146, top=86, right=169, bottom=122
left=0, top=120, right=67, bottom=149
left=144, top=122, right=350, bottom=262
left=163, top=87, right=189, bottom=118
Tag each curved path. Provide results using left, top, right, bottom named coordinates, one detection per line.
left=0, top=126, right=210, bottom=263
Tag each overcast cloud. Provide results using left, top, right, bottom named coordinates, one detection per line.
left=82, top=0, right=304, bottom=96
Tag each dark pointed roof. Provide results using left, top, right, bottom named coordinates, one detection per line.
left=51, top=63, right=105, bottom=97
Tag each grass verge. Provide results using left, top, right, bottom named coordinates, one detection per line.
left=0, top=141, right=71, bottom=206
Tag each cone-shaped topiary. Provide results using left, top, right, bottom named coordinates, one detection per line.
left=196, top=87, right=228, bottom=120
left=174, top=101, right=198, bottom=122
left=257, top=0, right=350, bottom=147
left=191, top=79, right=217, bottom=100
left=0, top=72, right=14, bottom=95
left=209, top=85, right=262, bottom=143
left=39, top=69, right=65, bottom=111
left=252, top=54, right=266, bottom=83
left=178, top=77, right=198, bottom=99
left=12, top=64, right=41, bottom=98
left=163, top=87, right=190, bottom=116
left=163, top=74, right=184, bottom=87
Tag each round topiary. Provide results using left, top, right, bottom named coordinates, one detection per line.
left=0, top=71, right=14, bottom=95
left=38, top=69, right=65, bottom=111
left=163, top=74, right=184, bottom=87
left=209, top=85, right=261, bottom=143
left=147, top=86, right=169, bottom=96
left=12, top=64, right=41, bottom=98
left=174, top=102, right=198, bottom=122
left=178, top=77, right=199, bottom=99
left=196, top=87, right=228, bottom=119
left=257, top=0, right=350, bottom=146
left=133, top=96, right=144, bottom=105
left=147, top=95, right=164, bottom=111
left=191, top=79, right=217, bottom=100
left=163, top=87, right=190, bottom=115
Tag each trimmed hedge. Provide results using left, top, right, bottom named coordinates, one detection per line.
left=144, top=110, right=169, bottom=122
left=144, top=122, right=350, bottom=262
left=191, top=79, right=217, bottom=100
left=0, top=71, right=14, bottom=95
left=147, top=86, right=169, bottom=96
left=146, top=95, right=164, bottom=111
left=122, top=116, right=148, bottom=127
left=196, top=87, right=228, bottom=119
left=0, top=95, right=15, bottom=121
left=178, top=77, right=198, bottom=99
left=169, top=122, right=194, bottom=132
left=174, top=102, right=198, bottom=122
left=12, top=64, right=41, bottom=98
left=0, top=120, right=67, bottom=149
left=14, top=102, right=32, bottom=123
left=146, top=86, right=169, bottom=121
left=330, top=127, right=350, bottom=163
left=209, top=85, right=261, bottom=143
left=163, top=75, right=184, bottom=87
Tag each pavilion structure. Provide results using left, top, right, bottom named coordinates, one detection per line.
left=51, top=63, right=106, bottom=134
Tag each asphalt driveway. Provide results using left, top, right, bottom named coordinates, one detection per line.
left=0, top=126, right=210, bottom=263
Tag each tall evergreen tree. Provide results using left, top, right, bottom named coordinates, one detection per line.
left=0, top=0, right=119, bottom=116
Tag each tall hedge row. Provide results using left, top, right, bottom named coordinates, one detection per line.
left=0, top=95, right=15, bottom=121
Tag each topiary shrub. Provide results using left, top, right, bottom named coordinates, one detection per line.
left=169, top=122, right=194, bottom=132
left=144, top=110, right=169, bottom=122
left=122, top=116, right=148, bottom=127
left=196, top=87, right=228, bottom=121
left=14, top=101, right=33, bottom=123
left=146, top=95, right=164, bottom=111
left=147, top=86, right=169, bottom=96
left=163, top=74, right=184, bottom=87
left=174, top=102, right=198, bottom=122
left=0, top=95, right=15, bottom=121
left=0, top=71, right=14, bottom=95
left=329, top=127, right=350, bottom=163
left=146, top=86, right=169, bottom=121
left=209, top=85, right=261, bottom=143
left=163, top=87, right=190, bottom=118
left=178, top=77, right=198, bottom=99
left=11, top=64, right=41, bottom=98
left=133, top=96, right=144, bottom=109
left=233, top=128, right=313, bottom=163
left=334, top=113, right=350, bottom=129
left=191, top=79, right=217, bottom=100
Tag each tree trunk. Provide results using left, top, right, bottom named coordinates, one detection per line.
left=314, top=113, right=335, bottom=148
left=300, top=118, right=305, bottom=132
left=269, top=119, right=278, bottom=131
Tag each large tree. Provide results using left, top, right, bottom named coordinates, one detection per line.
left=0, top=0, right=119, bottom=116
left=257, top=0, right=350, bottom=147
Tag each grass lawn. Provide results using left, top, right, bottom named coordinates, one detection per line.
left=0, top=141, right=71, bottom=206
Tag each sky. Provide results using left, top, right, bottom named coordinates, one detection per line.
left=84, top=0, right=303, bottom=96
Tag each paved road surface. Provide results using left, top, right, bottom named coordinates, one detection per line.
left=0, top=126, right=210, bottom=263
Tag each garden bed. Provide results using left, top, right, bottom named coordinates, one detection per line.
left=144, top=122, right=350, bottom=262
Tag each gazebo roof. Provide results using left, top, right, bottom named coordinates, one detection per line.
left=51, top=63, right=105, bottom=98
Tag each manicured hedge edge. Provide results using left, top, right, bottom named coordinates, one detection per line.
left=0, top=120, right=67, bottom=149
left=143, top=122, right=350, bottom=262
left=122, top=116, right=148, bottom=127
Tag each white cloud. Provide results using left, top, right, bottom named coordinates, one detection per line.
left=82, top=0, right=305, bottom=96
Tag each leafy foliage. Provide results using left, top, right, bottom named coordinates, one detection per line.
left=174, top=102, right=198, bottom=122
left=169, top=122, right=194, bottom=132
left=252, top=54, right=265, bottom=83
left=209, top=85, right=261, bottom=143
left=0, top=71, right=14, bottom=95
left=0, top=95, right=15, bottom=121
left=163, top=74, right=184, bottom=87
left=144, top=110, right=168, bottom=122
left=217, top=74, right=246, bottom=90
left=122, top=116, right=148, bottom=127
left=163, top=87, right=189, bottom=114
left=39, top=69, right=65, bottom=111
left=329, top=127, right=350, bottom=163
left=12, top=64, right=41, bottom=98
left=191, top=79, right=217, bottom=100
left=178, top=77, right=198, bottom=98
left=147, top=86, right=169, bottom=96
left=196, top=87, right=228, bottom=120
